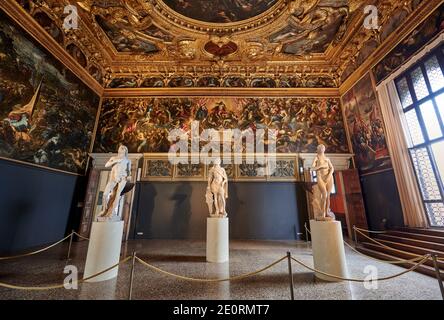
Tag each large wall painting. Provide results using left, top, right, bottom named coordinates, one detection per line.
left=341, top=73, right=392, bottom=175
left=374, top=3, right=444, bottom=84
left=94, top=97, right=349, bottom=154
left=0, top=10, right=100, bottom=174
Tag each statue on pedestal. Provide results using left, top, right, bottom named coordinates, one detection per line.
left=206, top=158, right=228, bottom=218
left=311, top=144, right=335, bottom=221
left=98, top=145, right=132, bottom=222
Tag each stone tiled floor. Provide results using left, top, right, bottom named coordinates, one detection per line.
left=0, top=239, right=442, bottom=300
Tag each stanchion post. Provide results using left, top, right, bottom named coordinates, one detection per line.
left=353, top=226, right=358, bottom=246
left=287, top=251, right=295, bottom=300
left=128, top=251, right=136, bottom=300
left=431, top=254, right=444, bottom=300
left=304, top=222, right=309, bottom=243
left=66, top=230, right=74, bottom=262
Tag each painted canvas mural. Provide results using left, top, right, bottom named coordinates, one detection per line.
left=0, top=11, right=100, bottom=174
left=162, top=0, right=279, bottom=23
left=342, top=73, right=392, bottom=175
left=94, top=97, right=349, bottom=154
left=374, top=3, right=444, bottom=83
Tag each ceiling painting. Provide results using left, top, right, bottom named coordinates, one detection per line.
left=6, top=0, right=438, bottom=89
left=162, top=0, right=279, bottom=23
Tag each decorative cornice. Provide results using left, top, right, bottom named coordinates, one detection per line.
left=299, top=153, right=354, bottom=171
left=102, top=87, right=341, bottom=98
left=89, top=153, right=143, bottom=169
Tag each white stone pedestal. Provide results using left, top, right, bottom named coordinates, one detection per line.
left=206, top=217, right=229, bottom=263
left=310, top=220, right=348, bottom=282
left=83, top=221, right=124, bottom=282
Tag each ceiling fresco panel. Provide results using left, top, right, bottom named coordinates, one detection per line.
left=95, top=15, right=159, bottom=54
left=162, top=0, right=279, bottom=23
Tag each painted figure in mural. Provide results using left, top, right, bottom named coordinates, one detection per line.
left=311, top=144, right=335, bottom=221
left=98, top=145, right=132, bottom=221
left=206, top=158, right=229, bottom=218
left=3, top=81, right=42, bottom=143
left=95, top=97, right=349, bottom=155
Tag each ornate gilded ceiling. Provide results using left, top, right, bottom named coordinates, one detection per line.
left=5, top=0, right=441, bottom=90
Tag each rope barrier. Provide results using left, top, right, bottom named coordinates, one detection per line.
left=0, top=256, right=131, bottom=290
left=135, top=256, right=287, bottom=283
left=0, top=247, right=439, bottom=297
left=0, top=231, right=91, bottom=262
left=72, top=232, right=90, bottom=241
left=354, top=227, right=388, bottom=234
left=342, top=240, right=427, bottom=264
left=0, top=225, right=441, bottom=296
left=0, top=234, right=73, bottom=261
left=354, top=227, right=444, bottom=262
left=354, top=228, right=413, bottom=251
left=290, top=254, right=431, bottom=283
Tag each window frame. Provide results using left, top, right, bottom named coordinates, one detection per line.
left=395, top=45, right=444, bottom=227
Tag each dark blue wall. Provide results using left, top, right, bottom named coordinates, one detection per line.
left=129, top=182, right=309, bottom=240
left=0, top=159, right=85, bottom=254
left=360, top=170, right=404, bottom=230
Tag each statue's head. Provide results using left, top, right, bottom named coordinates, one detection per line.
left=317, top=144, right=326, bottom=155
left=118, top=145, right=128, bottom=157
left=213, top=158, right=221, bottom=166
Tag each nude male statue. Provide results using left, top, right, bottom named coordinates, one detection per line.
left=206, top=158, right=229, bottom=218
left=98, top=145, right=132, bottom=221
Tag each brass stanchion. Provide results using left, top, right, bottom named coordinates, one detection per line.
left=431, top=253, right=444, bottom=300
left=128, top=252, right=136, bottom=300
left=287, top=252, right=294, bottom=300
left=66, top=231, right=74, bottom=262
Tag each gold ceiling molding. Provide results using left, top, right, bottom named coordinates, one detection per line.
left=102, top=87, right=340, bottom=98
left=3, top=0, right=441, bottom=90
left=72, top=0, right=354, bottom=84
left=339, top=0, right=444, bottom=95
left=0, top=0, right=104, bottom=95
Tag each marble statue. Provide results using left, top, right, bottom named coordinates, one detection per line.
left=98, top=145, right=132, bottom=221
left=311, top=144, right=335, bottom=221
left=206, top=158, right=228, bottom=218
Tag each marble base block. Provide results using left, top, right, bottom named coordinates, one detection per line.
left=83, top=221, right=124, bottom=282
left=310, top=219, right=348, bottom=282
left=206, top=217, right=229, bottom=263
